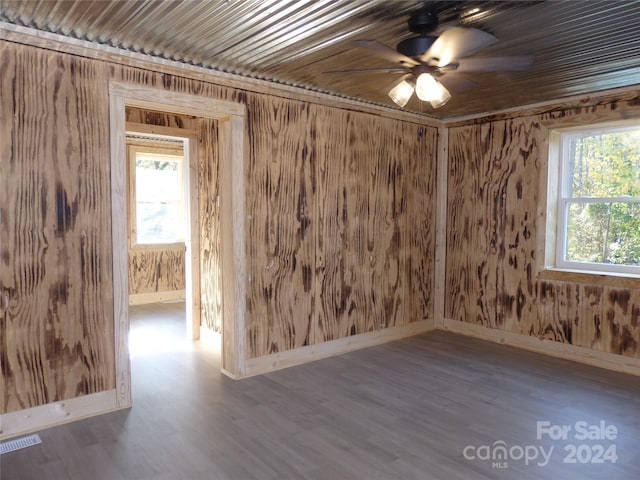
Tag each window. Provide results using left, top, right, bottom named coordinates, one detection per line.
left=553, top=123, right=640, bottom=275
left=128, top=143, right=186, bottom=246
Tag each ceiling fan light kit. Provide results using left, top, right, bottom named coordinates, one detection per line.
left=330, top=7, right=533, bottom=111
left=415, top=73, right=451, bottom=107
left=418, top=74, right=451, bottom=108
left=388, top=73, right=451, bottom=109
left=388, top=79, right=415, bottom=108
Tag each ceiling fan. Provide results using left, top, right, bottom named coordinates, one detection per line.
left=328, top=8, right=533, bottom=109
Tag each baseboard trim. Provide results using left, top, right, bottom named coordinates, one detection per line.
left=242, top=319, right=435, bottom=378
left=221, top=368, right=240, bottom=380
left=128, top=290, right=185, bottom=305
left=441, top=318, right=640, bottom=376
left=0, top=389, right=125, bottom=441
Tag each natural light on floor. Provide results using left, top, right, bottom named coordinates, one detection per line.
left=129, top=325, right=221, bottom=358
left=129, top=327, right=192, bottom=358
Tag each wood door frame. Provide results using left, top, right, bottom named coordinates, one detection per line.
left=109, top=82, right=247, bottom=408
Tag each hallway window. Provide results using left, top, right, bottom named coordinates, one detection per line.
left=128, top=143, right=185, bottom=245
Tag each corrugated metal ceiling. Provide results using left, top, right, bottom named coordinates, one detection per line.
left=2, top=0, right=640, bottom=118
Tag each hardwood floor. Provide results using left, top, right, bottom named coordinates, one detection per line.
left=3, top=301, right=640, bottom=479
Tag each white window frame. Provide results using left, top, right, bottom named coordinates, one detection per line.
left=549, top=121, right=640, bottom=277
left=128, top=143, right=186, bottom=248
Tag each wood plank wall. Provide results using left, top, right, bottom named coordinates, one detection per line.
left=244, top=98, right=437, bottom=357
left=126, top=107, right=197, bottom=129
left=245, top=98, right=317, bottom=354
left=128, top=248, right=185, bottom=295
left=198, top=117, right=223, bottom=333
left=1, top=42, right=115, bottom=413
left=446, top=98, right=640, bottom=359
left=313, top=109, right=436, bottom=342
left=1, top=40, right=436, bottom=412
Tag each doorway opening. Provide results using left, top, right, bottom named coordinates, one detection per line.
left=124, top=131, right=196, bottom=359
left=109, top=83, right=247, bottom=409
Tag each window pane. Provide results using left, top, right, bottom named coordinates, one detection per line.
left=137, top=202, right=181, bottom=244
left=136, top=160, right=180, bottom=200
left=135, top=154, right=183, bottom=244
left=567, top=130, right=640, bottom=197
left=565, top=202, right=640, bottom=266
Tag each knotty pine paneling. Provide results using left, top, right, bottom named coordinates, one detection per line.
left=198, top=117, right=222, bottom=333
left=1, top=42, right=115, bottom=413
left=446, top=101, right=640, bottom=358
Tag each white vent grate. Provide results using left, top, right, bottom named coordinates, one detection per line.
left=0, top=434, right=42, bottom=455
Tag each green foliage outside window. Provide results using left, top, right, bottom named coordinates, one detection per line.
left=564, top=130, right=640, bottom=267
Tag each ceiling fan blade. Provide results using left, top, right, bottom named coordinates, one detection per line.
left=423, top=27, right=498, bottom=66
left=437, top=74, right=478, bottom=93
left=354, top=40, right=419, bottom=67
left=454, top=56, right=534, bottom=72
left=324, top=67, right=409, bottom=74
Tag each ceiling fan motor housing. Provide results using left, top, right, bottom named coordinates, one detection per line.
left=408, top=10, right=438, bottom=34
left=397, top=35, right=437, bottom=58
left=398, top=10, right=438, bottom=58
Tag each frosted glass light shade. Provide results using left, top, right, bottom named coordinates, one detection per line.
left=415, top=73, right=438, bottom=101
left=415, top=73, right=451, bottom=108
left=388, top=80, right=414, bottom=107
left=429, top=84, right=451, bottom=108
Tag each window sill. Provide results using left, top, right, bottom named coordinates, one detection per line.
left=538, top=268, right=640, bottom=288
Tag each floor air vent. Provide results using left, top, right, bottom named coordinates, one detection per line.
left=0, top=434, right=42, bottom=455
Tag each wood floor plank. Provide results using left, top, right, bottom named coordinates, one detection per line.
left=2, top=301, right=640, bottom=479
